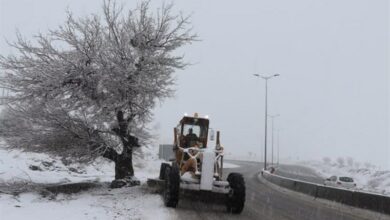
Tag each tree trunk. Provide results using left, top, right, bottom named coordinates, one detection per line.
left=114, top=149, right=134, bottom=179
left=102, top=110, right=140, bottom=188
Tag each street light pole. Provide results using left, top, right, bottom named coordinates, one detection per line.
left=277, top=129, right=280, bottom=166
left=268, top=114, right=280, bottom=166
left=254, top=73, right=279, bottom=170
left=264, top=79, right=268, bottom=170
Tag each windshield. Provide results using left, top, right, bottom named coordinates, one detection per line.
left=182, top=123, right=208, bottom=140
left=183, top=124, right=201, bottom=137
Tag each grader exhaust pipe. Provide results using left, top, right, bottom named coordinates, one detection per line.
left=216, top=131, right=220, bottom=146
left=173, top=127, right=178, bottom=146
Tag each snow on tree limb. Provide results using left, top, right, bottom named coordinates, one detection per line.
left=0, top=0, right=196, bottom=166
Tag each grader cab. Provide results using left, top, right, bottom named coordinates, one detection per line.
left=158, top=113, right=246, bottom=214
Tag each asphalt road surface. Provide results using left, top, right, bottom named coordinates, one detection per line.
left=169, top=160, right=388, bottom=220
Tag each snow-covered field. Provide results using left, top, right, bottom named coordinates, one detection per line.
left=0, top=185, right=174, bottom=220
left=0, top=139, right=240, bottom=220
left=0, top=139, right=176, bottom=220
left=0, top=138, right=166, bottom=185
left=298, top=160, right=390, bottom=196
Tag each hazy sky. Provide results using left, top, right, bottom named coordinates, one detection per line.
left=0, top=0, right=388, bottom=168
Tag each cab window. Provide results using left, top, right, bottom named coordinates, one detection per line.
left=183, top=124, right=201, bottom=136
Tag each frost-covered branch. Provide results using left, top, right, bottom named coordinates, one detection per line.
left=0, top=0, right=196, bottom=172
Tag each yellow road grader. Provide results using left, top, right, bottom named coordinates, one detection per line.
left=158, top=113, right=246, bottom=214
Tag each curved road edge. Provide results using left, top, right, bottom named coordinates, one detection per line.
left=257, top=172, right=390, bottom=220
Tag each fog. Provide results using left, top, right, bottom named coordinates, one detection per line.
left=0, top=0, right=388, bottom=168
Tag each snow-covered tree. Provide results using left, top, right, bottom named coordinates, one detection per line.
left=0, top=0, right=196, bottom=186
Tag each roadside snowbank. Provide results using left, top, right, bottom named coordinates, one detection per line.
left=0, top=139, right=162, bottom=185
left=0, top=185, right=175, bottom=220
left=299, top=160, right=390, bottom=196
left=0, top=147, right=114, bottom=184
left=0, top=140, right=174, bottom=219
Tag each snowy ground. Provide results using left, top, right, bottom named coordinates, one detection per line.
left=224, top=154, right=261, bottom=162
left=0, top=139, right=240, bottom=219
left=0, top=139, right=175, bottom=220
left=0, top=185, right=175, bottom=220
left=223, top=162, right=240, bottom=169
left=0, top=140, right=165, bottom=186
left=297, top=160, right=390, bottom=196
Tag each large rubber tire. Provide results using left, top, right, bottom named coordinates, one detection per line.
left=164, top=163, right=180, bottom=208
left=226, top=173, right=246, bottom=214
left=159, top=163, right=170, bottom=180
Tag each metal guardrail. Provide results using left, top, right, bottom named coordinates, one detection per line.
left=262, top=171, right=390, bottom=215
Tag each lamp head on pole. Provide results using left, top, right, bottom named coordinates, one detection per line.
left=253, top=73, right=280, bottom=80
